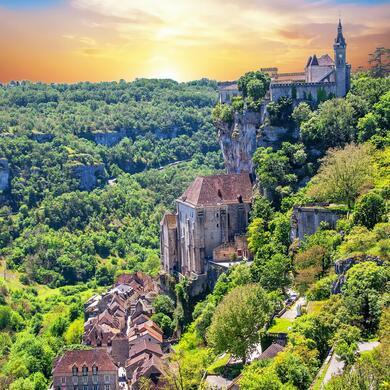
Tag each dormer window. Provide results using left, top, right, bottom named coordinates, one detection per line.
left=92, top=365, right=98, bottom=375
left=82, top=366, right=88, bottom=376
left=72, top=366, right=78, bottom=376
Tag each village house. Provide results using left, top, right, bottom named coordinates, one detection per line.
left=52, top=349, right=119, bottom=390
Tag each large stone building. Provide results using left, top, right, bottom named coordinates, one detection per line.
left=160, top=173, right=253, bottom=278
left=219, top=20, right=351, bottom=103
left=52, top=349, right=119, bottom=390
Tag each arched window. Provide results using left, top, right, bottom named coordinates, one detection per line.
left=92, top=365, right=98, bottom=375
left=82, top=366, right=88, bottom=376
left=72, top=366, right=78, bottom=376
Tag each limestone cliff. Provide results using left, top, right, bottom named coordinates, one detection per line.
left=0, top=158, right=10, bottom=192
left=71, top=164, right=107, bottom=191
left=216, top=110, right=264, bottom=174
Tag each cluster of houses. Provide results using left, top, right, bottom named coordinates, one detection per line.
left=52, top=272, right=169, bottom=390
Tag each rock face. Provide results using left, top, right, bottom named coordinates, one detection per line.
left=290, top=204, right=347, bottom=242
left=216, top=110, right=264, bottom=174
left=91, top=130, right=128, bottom=147
left=331, top=255, right=383, bottom=294
left=71, top=164, right=107, bottom=191
left=30, top=132, right=54, bottom=143
left=0, top=158, right=10, bottom=192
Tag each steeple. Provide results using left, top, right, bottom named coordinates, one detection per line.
left=334, top=18, right=346, bottom=47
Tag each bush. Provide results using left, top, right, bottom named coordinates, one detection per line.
left=307, top=275, right=338, bottom=301
left=353, top=192, right=386, bottom=229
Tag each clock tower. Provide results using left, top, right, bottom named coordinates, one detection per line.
left=334, top=19, right=349, bottom=97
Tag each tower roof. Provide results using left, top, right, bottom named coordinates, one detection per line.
left=335, top=19, right=346, bottom=47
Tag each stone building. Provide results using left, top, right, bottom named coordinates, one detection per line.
left=52, top=349, right=118, bottom=390
left=218, top=20, right=351, bottom=103
left=160, top=173, right=253, bottom=278
left=290, top=204, right=347, bottom=242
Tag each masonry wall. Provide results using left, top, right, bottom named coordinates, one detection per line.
left=290, top=206, right=346, bottom=242
left=160, top=220, right=178, bottom=274
left=52, top=371, right=118, bottom=390
left=176, top=201, right=251, bottom=276
left=270, top=82, right=336, bottom=102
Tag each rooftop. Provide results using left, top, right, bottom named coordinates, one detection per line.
left=179, top=173, right=252, bottom=207
left=53, top=349, right=117, bottom=375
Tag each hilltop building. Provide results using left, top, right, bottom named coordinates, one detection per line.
left=160, top=173, right=253, bottom=282
left=219, top=20, right=351, bottom=103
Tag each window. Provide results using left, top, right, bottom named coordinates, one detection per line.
left=93, top=386, right=98, bottom=390
left=104, top=375, right=110, bottom=383
left=61, top=377, right=66, bottom=384
left=83, top=386, right=88, bottom=390
left=92, top=365, right=98, bottom=375
left=73, top=386, right=78, bottom=390
left=72, top=367, right=78, bottom=376
left=82, top=366, right=88, bottom=376
left=105, top=385, right=110, bottom=390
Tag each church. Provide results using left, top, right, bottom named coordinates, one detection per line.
left=219, top=20, right=351, bottom=104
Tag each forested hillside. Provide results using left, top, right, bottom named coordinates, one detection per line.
left=0, top=71, right=389, bottom=389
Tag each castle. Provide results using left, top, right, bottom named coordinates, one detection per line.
left=160, top=173, right=253, bottom=281
left=219, top=20, right=351, bottom=104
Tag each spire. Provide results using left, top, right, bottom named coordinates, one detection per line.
left=335, top=19, right=346, bottom=47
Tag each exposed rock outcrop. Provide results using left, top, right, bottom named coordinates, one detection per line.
left=71, top=164, right=107, bottom=191
left=331, top=255, right=383, bottom=294
left=0, top=158, right=10, bottom=192
left=30, top=132, right=54, bottom=143
left=91, top=130, right=128, bottom=147
left=216, top=110, right=264, bottom=174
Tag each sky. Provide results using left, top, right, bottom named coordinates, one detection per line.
left=0, top=0, right=389, bottom=82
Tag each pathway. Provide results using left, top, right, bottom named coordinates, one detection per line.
left=281, top=297, right=306, bottom=320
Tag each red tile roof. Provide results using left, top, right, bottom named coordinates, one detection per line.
left=180, top=173, right=252, bottom=207
left=53, top=349, right=117, bottom=375
left=129, top=339, right=163, bottom=358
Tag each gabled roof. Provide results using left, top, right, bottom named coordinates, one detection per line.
left=129, top=339, right=163, bottom=358
left=318, top=54, right=334, bottom=66
left=53, top=349, right=117, bottom=375
left=179, top=173, right=252, bottom=207
left=259, top=342, right=285, bottom=360
left=311, top=54, right=319, bottom=66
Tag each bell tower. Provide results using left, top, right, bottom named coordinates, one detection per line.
left=334, top=19, right=348, bottom=97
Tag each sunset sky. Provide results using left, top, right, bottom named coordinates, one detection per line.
left=0, top=0, right=389, bottom=83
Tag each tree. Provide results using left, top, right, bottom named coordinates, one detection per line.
left=342, top=262, right=389, bottom=333
left=152, top=295, right=175, bottom=317
left=300, top=98, right=356, bottom=149
left=292, top=102, right=313, bottom=126
left=308, top=144, right=373, bottom=209
left=207, top=284, right=271, bottom=362
left=369, top=47, right=390, bottom=78
left=267, top=97, right=294, bottom=127
left=353, top=192, right=386, bottom=229
left=240, top=364, right=283, bottom=390
left=333, top=324, right=361, bottom=365
left=238, top=71, right=270, bottom=100
left=151, top=313, right=174, bottom=338
left=64, top=318, right=84, bottom=345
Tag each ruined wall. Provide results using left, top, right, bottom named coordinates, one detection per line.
left=0, top=158, right=10, bottom=192
left=290, top=205, right=346, bottom=242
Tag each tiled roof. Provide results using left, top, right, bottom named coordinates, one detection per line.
left=179, top=173, right=252, bottom=207
left=259, top=342, right=285, bottom=360
left=53, top=349, right=117, bottom=375
left=129, top=339, right=163, bottom=358
left=318, top=54, right=334, bottom=66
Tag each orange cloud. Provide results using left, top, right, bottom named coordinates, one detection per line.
left=0, top=0, right=389, bottom=82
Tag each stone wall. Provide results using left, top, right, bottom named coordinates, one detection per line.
left=290, top=204, right=347, bottom=242
left=0, top=158, right=10, bottom=192
left=270, top=82, right=336, bottom=102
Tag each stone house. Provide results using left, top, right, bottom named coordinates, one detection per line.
left=52, top=349, right=118, bottom=390
left=160, top=173, right=253, bottom=278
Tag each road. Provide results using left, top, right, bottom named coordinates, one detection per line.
left=321, top=341, right=380, bottom=387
